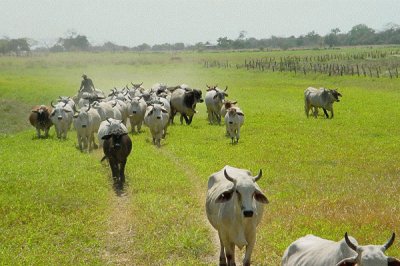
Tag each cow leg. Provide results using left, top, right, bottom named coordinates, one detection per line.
left=225, top=242, right=236, bottom=266
left=219, top=237, right=227, bottom=266
left=323, top=108, right=329, bottom=118
left=243, top=231, right=256, bottom=266
left=330, top=109, right=334, bottom=119
left=313, top=107, right=318, bottom=118
left=44, top=128, right=49, bottom=138
left=36, top=128, right=41, bottom=138
left=137, top=122, right=142, bottom=132
left=186, top=115, right=193, bottom=125
left=119, top=160, right=126, bottom=183
left=236, top=128, right=240, bottom=143
left=109, top=158, right=118, bottom=179
left=91, top=132, right=98, bottom=149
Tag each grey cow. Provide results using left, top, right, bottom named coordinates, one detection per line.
left=304, top=87, right=342, bottom=118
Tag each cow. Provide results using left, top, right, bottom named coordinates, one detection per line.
left=170, top=87, right=203, bottom=125
left=304, top=87, right=342, bottom=118
left=127, top=96, right=147, bottom=134
left=97, top=118, right=128, bottom=148
left=225, top=107, right=245, bottom=144
left=29, top=105, right=53, bottom=138
left=57, top=96, right=77, bottom=112
left=101, top=122, right=132, bottom=183
left=73, top=105, right=101, bottom=152
left=282, top=232, right=400, bottom=266
left=205, top=85, right=229, bottom=125
left=90, top=101, right=115, bottom=121
left=206, top=165, right=269, bottom=266
left=50, top=101, right=74, bottom=139
left=144, top=103, right=169, bottom=147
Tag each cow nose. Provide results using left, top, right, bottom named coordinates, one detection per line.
left=132, top=111, right=137, bottom=114
left=157, top=116, right=161, bottom=119
left=229, top=121, right=233, bottom=124
left=58, top=116, right=62, bottom=120
left=82, top=125, right=87, bottom=128
left=243, top=210, right=254, bottom=217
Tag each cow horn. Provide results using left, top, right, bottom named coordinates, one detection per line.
left=344, top=232, right=358, bottom=251
left=51, top=101, right=55, bottom=107
left=253, top=169, right=262, bottom=182
left=383, top=233, right=396, bottom=251
left=86, top=104, right=91, bottom=112
left=106, top=118, right=111, bottom=124
left=63, top=102, right=67, bottom=107
left=223, top=169, right=236, bottom=184
left=224, top=86, right=228, bottom=91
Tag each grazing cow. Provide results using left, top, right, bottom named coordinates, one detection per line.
left=282, top=232, right=400, bottom=266
left=144, top=103, right=169, bottom=147
left=97, top=118, right=128, bottom=148
left=225, top=107, right=245, bottom=144
left=50, top=102, right=74, bottom=139
left=205, top=85, right=229, bottom=125
left=170, top=87, right=203, bottom=125
left=206, top=166, right=269, bottom=266
left=304, top=87, right=342, bottom=118
left=127, top=97, right=147, bottom=134
left=102, top=124, right=132, bottom=183
left=29, top=105, right=53, bottom=138
left=220, top=100, right=238, bottom=119
left=73, top=105, right=101, bottom=152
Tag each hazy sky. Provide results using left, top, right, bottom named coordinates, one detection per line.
left=1, top=0, right=399, bottom=47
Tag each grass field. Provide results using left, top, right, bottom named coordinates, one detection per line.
left=0, top=48, right=399, bottom=265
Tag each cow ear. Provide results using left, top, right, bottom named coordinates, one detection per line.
left=216, top=190, right=234, bottom=203
left=32, top=110, right=39, bottom=113
left=213, top=94, right=219, bottom=99
left=102, top=135, right=111, bottom=140
left=73, top=113, right=79, bottom=118
left=50, top=111, right=55, bottom=117
left=254, top=191, right=269, bottom=204
left=388, top=258, right=400, bottom=266
left=161, top=108, right=168, bottom=113
left=336, top=257, right=357, bottom=266
left=237, top=111, right=244, bottom=116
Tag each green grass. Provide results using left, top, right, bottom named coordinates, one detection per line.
left=0, top=49, right=399, bottom=265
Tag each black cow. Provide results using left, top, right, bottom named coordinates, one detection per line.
left=170, top=87, right=204, bottom=125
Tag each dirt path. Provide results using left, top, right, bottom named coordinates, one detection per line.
left=159, top=148, right=221, bottom=265
left=100, top=165, right=137, bottom=265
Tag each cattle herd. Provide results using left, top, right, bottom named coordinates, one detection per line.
left=28, top=79, right=400, bottom=265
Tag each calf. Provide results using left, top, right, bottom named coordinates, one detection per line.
left=225, top=107, right=245, bottom=144
left=73, top=105, right=101, bottom=152
left=102, top=127, right=132, bottom=183
left=29, top=105, right=53, bottom=138
left=282, top=232, right=400, bottom=266
left=206, top=166, right=269, bottom=266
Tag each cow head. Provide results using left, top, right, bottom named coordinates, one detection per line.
left=226, top=108, right=244, bottom=125
left=146, top=104, right=168, bottom=119
left=73, top=105, right=91, bottom=128
left=330, top=89, right=342, bottom=102
left=50, top=101, right=72, bottom=120
left=216, top=168, right=268, bottom=218
left=336, top=233, right=400, bottom=266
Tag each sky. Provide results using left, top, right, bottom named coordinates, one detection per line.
left=1, top=0, right=400, bottom=47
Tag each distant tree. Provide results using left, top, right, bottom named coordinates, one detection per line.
left=347, top=24, right=375, bottom=45
left=56, top=34, right=90, bottom=51
left=325, top=28, right=341, bottom=47
left=136, top=43, right=151, bottom=51
left=217, top=37, right=233, bottom=49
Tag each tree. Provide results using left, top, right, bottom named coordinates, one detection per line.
left=56, top=34, right=90, bottom=51
left=217, top=37, right=233, bottom=49
left=347, top=24, right=375, bottom=45
left=325, top=28, right=341, bottom=47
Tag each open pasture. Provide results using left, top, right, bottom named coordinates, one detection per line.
left=0, top=49, right=399, bottom=265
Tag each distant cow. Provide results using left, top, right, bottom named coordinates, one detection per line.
left=50, top=101, right=74, bottom=139
left=282, top=232, right=400, bottom=266
left=102, top=121, right=132, bottom=183
left=225, top=107, right=244, bottom=144
left=220, top=100, right=238, bottom=119
left=144, top=103, right=169, bottom=147
left=205, top=85, right=228, bottom=125
left=206, top=165, right=269, bottom=266
left=304, top=87, right=342, bottom=118
left=170, top=87, right=203, bottom=125
left=29, top=105, right=53, bottom=138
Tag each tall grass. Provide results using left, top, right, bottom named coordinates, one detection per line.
left=0, top=49, right=399, bottom=265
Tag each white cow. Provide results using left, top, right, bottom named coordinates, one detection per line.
left=282, top=232, right=400, bottom=266
left=90, top=101, right=114, bottom=121
left=144, top=103, right=169, bottom=147
left=206, top=165, right=269, bottom=266
left=73, top=105, right=101, bottom=152
left=50, top=102, right=74, bottom=139
left=225, top=107, right=244, bottom=144
left=127, top=97, right=147, bottom=134
left=304, top=87, right=342, bottom=118
left=205, top=85, right=228, bottom=125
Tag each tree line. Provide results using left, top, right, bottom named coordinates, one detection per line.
left=1, top=23, right=400, bottom=54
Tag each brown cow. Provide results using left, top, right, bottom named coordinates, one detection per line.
left=29, top=105, right=53, bottom=138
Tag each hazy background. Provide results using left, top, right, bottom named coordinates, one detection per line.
left=1, top=0, right=399, bottom=46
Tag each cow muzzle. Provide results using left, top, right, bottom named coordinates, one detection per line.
left=243, top=210, right=254, bottom=217
left=229, top=121, right=233, bottom=124
left=58, top=116, right=62, bottom=120
left=132, top=111, right=137, bottom=114
left=82, top=125, right=87, bottom=128
left=157, top=116, right=161, bottom=119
